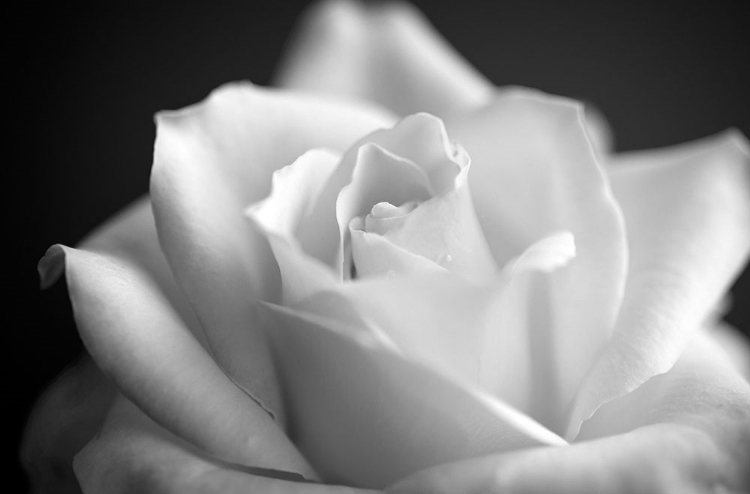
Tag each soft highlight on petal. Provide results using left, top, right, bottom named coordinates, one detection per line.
left=447, top=89, right=628, bottom=429
left=570, top=130, right=750, bottom=437
left=392, top=331, right=750, bottom=492
left=275, top=0, right=493, bottom=116
left=387, top=425, right=740, bottom=494
left=259, top=301, right=565, bottom=489
left=246, top=149, right=343, bottom=303
left=318, top=231, right=575, bottom=422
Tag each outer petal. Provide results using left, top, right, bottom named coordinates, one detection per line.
left=23, top=197, right=199, bottom=492
left=75, top=397, right=377, bottom=494
left=570, top=130, right=750, bottom=436
left=389, top=333, right=750, bottom=494
left=77, top=197, right=207, bottom=346
left=21, top=356, right=114, bottom=494
left=446, top=89, right=628, bottom=426
left=151, top=82, right=395, bottom=421
left=38, top=245, right=315, bottom=478
left=274, top=0, right=493, bottom=116
left=259, top=301, right=566, bottom=489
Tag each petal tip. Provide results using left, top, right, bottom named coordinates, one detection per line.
left=723, top=127, right=750, bottom=156
left=38, top=244, right=67, bottom=289
left=153, top=80, right=259, bottom=125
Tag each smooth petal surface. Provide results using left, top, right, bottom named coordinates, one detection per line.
left=246, top=149, right=342, bottom=303
left=259, top=301, right=566, bottom=489
left=76, top=397, right=377, bottom=494
left=447, top=89, right=628, bottom=427
left=38, top=245, right=315, bottom=478
left=389, top=332, right=750, bottom=493
left=151, top=82, right=395, bottom=421
left=388, top=426, right=742, bottom=494
left=328, top=232, right=575, bottom=418
left=570, top=130, right=750, bottom=436
left=353, top=165, right=498, bottom=281
left=333, top=113, right=468, bottom=273
left=275, top=0, right=493, bottom=117
left=75, top=197, right=208, bottom=346
left=257, top=112, right=471, bottom=282
left=24, top=197, right=184, bottom=492
left=349, top=223, right=446, bottom=279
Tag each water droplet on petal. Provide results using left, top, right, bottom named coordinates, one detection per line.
left=436, top=253, right=453, bottom=267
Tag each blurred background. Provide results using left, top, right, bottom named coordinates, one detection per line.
left=10, top=0, right=749, bottom=489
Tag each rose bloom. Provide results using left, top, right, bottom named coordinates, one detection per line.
left=23, top=1, right=750, bottom=493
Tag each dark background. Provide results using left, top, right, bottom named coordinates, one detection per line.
left=10, top=0, right=750, bottom=490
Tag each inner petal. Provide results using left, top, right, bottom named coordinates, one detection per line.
left=335, top=143, right=435, bottom=278
left=299, top=113, right=466, bottom=276
left=351, top=164, right=497, bottom=281
left=246, top=149, right=342, bottom=303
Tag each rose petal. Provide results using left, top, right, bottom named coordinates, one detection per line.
left=76, top=397, right=377, bottom=494
left=353, top=162, right=498, bottom=281
left=332, top=114, right=467, bottom=263
left=250, top=112, right=473, bottom=284
left=446, top=89, right=628, bottom=427
left=24, top=197, right=208, bottom=491
left=74, top=197, right=208, bottom=346
left=708, top=322, right=750, bottom=381
left=349, top=225, right=446, bottom=279
left=246, top=141, right=440, bottom=302
left=335, top=115, right=496, bottom=281
left=151, top=82, right=395, bottom=421
left=274, top=0, right=493, bottom=116
left=579, top=330, right=750, bottom=441
left=21, top=356, right=114, bottom=494
left=387, top=426, right=746, bottom=494
left=336, top=142, right=436, bottom=277
left=338, top=143, right=435, bottom=235
left=246, top=149, right=342, bottom=240
left=325, top=232, right=574, bottom=419
left=38, top=245, right=315, bottom=477
left=259, top=301, right=566, bottom=489
left=569, top=130, right=750, bottom=437
left=390, top=331, right=750, bottom=493
left=246, top=149, right=343, bottom=303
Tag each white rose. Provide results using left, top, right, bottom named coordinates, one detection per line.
left=23, top=1, right=750, bottom=493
